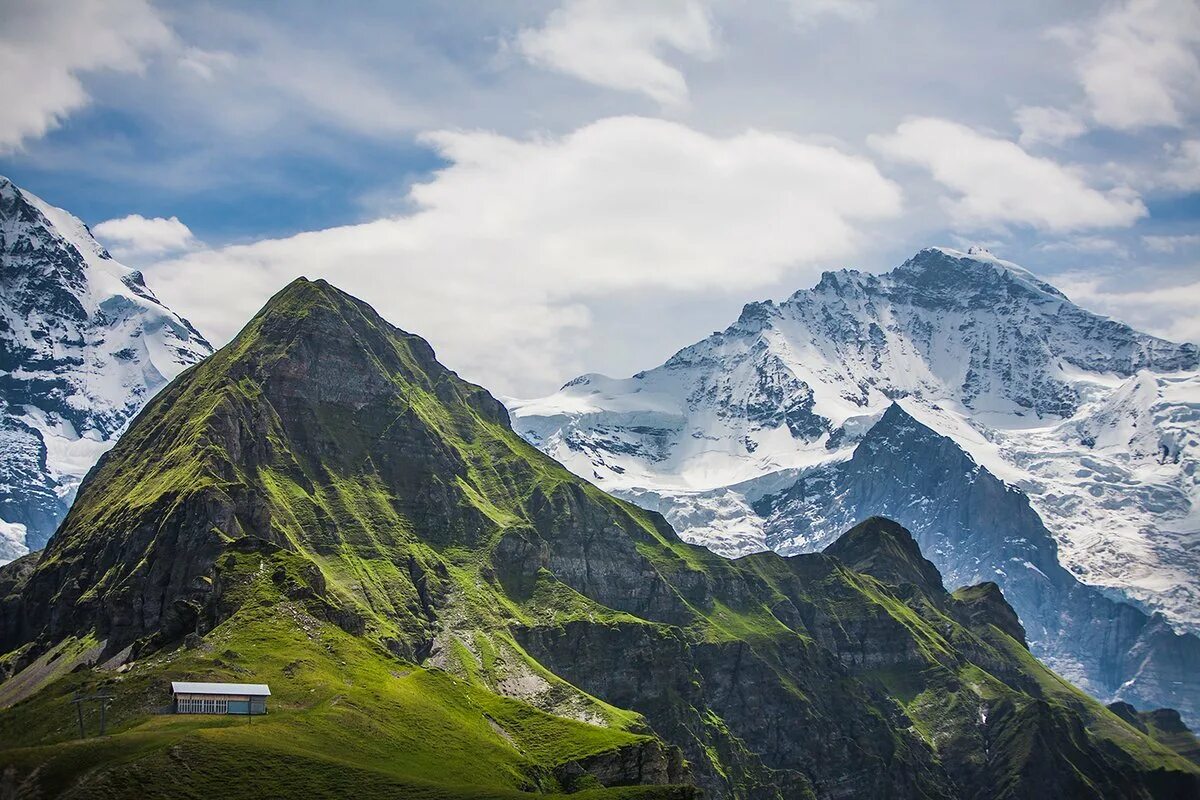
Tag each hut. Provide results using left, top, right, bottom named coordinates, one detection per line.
left=172, top=681, right=271, bottom=715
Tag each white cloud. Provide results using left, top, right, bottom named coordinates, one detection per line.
left=515, top=0, right=716, bottom=105
left=1062, top=0, right=1200, bottom=131
left=1014, top=106, right=1087, bottom=147
left=870, top=117, right=1147, bottom=232
left=177, top=47, right=236, bottom=81
left=1056, top=272, right=1200, bottom=344
left=94, top=214, right=197, bottom=256
left=1162, top=139, right=1200, bottom=191
left=1142, top=233, right=1200, bottom=253
left=0, top=0, right=172, bottom=152
left=788, top=0, right=877, bottom=24
left=149, top=116, right=901, bottom=393
left=1036, top=236, right=1128, bottom=257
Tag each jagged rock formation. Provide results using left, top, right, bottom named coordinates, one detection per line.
left=0, top=279, right=1196, bottom=799
left=0, top=177, right=211, bottom=560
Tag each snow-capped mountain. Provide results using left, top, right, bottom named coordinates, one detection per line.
left=510, top=246, right=1200, bottom=723
left=0, top=177, right=212, bottom=562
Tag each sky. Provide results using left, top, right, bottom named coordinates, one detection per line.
left=1, top=0, right=1198, bottom=397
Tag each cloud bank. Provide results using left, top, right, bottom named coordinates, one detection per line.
left=94, top=213, right=197, bottom=256
left=150, top=116, right=901, bottom=393
left=515, top=0, right=716, bottom=105
left=871, top=118, right=1147, bottom=232
left=1070, top=0, right=1200, bottom=131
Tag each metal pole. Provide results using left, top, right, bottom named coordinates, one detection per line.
left=99, top=700, right=107, bottom=736
left=74, top=698, right=85, bottom=740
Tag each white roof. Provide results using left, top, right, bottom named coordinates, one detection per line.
left=172, top=681, right=271, bottom=696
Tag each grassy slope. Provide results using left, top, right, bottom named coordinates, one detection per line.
left=739, top=548, right=1200, bottom=798
left=0, top=281, right=695, bottom=797
left=0, top=548, right=684, bottom=799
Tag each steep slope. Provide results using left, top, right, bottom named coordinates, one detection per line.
left=1, top=279, right=1194, bottom=798
left=0, top=177, right=212, bottom=561
left=510, top=246, right=1200, bottom=633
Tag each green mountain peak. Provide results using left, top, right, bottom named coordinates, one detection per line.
left=824, top=515, right=947, bottom=596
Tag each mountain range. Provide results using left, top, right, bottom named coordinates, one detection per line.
left=0, top=177, right=212, bottom=562
left=510, top=246, right=1200, bottom=727
left=1, top=277, right=1197, bottom=798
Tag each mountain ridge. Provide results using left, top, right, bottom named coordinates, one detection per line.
left=754, top=401, right=1200, bottom=727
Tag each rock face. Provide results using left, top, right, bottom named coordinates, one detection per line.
left=556, top=740, right=690, bottom=790
left=2, top=279, right=1197, bottom=799
left=0, top=177, right=211, bottom=561
left=510, top=246, right=1200, bottom=726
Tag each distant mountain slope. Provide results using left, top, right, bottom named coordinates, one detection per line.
left=2, top=279, right=1194, bottom=798
left=0, top=177, right=212, bottom=561
left=511, top=248, right=1199, bottom=628
left=510, top=246, right=1200, bottom=724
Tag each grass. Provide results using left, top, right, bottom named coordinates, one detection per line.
left=0, top=565, right=683, bottom=798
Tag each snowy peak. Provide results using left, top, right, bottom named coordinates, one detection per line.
left=794, top=246, right=1064, bottom=308
left=767, top=246, right=1195, bottom=418
left=515, top=246, right=1200, bottom=497
left=510, top=244, right=1200, bottom=728
left=889, top=246, right=1070, bottom=304
left=1, top=177, right=207, bottom=342
left=731, top=298, right=781, bottom=332
left=0, top=177, right=213, bottom=560
left=1, top=177, right=105, bottom=309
